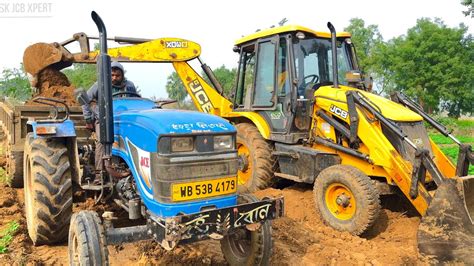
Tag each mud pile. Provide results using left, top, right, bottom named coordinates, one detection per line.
left=25, top=67, right=79, bottom=106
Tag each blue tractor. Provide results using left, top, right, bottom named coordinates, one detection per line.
left=22, top=12, right=283, bottom=265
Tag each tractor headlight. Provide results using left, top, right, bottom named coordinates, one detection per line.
left=171, top=137, right=194, bottom=152
left=214, top=135, right=233, bottom=151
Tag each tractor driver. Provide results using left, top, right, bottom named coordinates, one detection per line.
left=81, top=61, right=139, bottom=176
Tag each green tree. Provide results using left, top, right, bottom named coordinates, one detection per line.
left=63, top=64, right=97, bottom=89
left=165, top=72, right=187, bottom=104
left=0, top=65, right=31, bottom=101
left=372, top=18, right=474, bottom=117
left=461, top=0, right=473, bottom=17
left=344, top=18, right=383, bottom=73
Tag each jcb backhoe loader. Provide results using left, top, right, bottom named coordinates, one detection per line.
left=23, top=23, right=473, bottom=263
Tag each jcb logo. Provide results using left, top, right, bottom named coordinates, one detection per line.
left=189, top=79, right=213, bottom=113
left=329, top=105, right=348, bottom=119
left=165, top=41, right=188, bottom=48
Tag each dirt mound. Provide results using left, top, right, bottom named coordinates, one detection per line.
left=25, top=67, right=79, bottom=106
left=255, top=185, right=420, bottom=265
left=37, top=67, right=70, bottom=87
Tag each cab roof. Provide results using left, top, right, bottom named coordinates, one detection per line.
left=235, top=25, right=351, bottom=45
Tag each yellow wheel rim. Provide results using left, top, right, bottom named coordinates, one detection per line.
left=325, top=183, right=356, bottom=220
left=237, top=143, right=252, bottom=185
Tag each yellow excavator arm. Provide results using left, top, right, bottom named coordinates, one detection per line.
left=23, top=34, right=265, bottom=129
left=23, top=33, right=271, bottom=137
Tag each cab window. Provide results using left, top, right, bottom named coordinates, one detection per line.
left=234, top=45, right=255, bottom=108
left=253, top=40, right=276, bottom=107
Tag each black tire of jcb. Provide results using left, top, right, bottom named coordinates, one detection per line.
left=220, top=194, right=273, bottom=266
left=23, top=133, right=72, bottom=245
left=236, top=123, right=275, bottom=193
left=68, top=211, right=109, bottom=266
left=313, top=165, right=381, bottom=236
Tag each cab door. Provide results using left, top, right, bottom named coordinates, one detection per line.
left=233, top=35, right=295, bottom=138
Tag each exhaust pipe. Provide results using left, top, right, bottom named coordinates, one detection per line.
left=327, top=22, right=339, bottom=88
left=91, top=11, right=114, bottom=158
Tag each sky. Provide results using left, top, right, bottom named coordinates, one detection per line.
left=0, top=0, right=472, bottom=99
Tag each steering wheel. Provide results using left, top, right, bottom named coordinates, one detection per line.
left=112, top=91, right=141, bottom=98
left=303, top=74, right=319, bottom=84
left=298, top=74, right=320, bottom=96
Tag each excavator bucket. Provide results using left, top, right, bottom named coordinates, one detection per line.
left=23, top=43, right=72, bottom=77
left=417, top=176, right=474, bottom=263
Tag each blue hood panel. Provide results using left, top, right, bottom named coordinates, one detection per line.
left=113, top=98, right=235, bottom=152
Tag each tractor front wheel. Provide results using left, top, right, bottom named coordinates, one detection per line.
left=220, top=194, right=273, bottom=266
left=68, top=211, right=109, bottom=266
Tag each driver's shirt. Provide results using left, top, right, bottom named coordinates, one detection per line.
left=81, top=79, right=138, bottom=121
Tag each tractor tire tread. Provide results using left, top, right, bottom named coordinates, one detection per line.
left=221, top=194, right=273, bottom=266
left=68, top=211, right=109, bottom=266
left=24, top=134, right=72, bottom=245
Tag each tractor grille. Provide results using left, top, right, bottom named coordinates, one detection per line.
left=150, top=153, right=238, bottom=203
left=382, top=121, right=433, bottom=163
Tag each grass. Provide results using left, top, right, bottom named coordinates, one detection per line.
left=429, top=119, right=474, bottom=175
left=429, top=133, right=474, bottom=145
left=0, top=220, right=20, bottom=254
left=437, top=146, right=474, bottom=175
left=428, top=117, right=474, bottom=132
left=456, top=119, right=474, bottom=130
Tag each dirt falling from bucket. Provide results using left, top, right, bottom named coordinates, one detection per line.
left=25, top=67, right=79, bottom=106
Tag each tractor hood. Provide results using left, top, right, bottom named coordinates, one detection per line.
left=112, top=98, right=235, bottom=152
left=314, top=86, right=423, bottom=122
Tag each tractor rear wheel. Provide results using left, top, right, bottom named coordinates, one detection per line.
left=24, top=133, right=73, bottom=245
left=313, top=165, right=380, bottom=235
left=68, top=211, right=109, bottom=266
left=236, top=123, right=275, bottom=193
left=221, top=194, right=273, bottom=266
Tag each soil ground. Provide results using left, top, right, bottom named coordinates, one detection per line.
left=0, top=182, right=424, bottom=265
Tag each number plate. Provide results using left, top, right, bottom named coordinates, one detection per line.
left=172, top=177, right=237, bottom=202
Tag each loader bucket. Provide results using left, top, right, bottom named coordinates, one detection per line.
left=417, top=176, right=474, bottom=263
left=23, top=43, right=68, bottom=77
